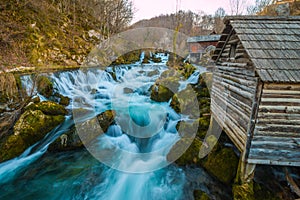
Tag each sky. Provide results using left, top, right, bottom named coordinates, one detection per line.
left=132, top=0, right=256, bottom=23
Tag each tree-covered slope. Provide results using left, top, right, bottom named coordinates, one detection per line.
left=0, top=0, right=133, bottom=70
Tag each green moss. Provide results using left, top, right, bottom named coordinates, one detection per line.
left=203, top=147, right=239, bottom=184
left=0, top=135, right=26, bottom=162
left=26, top=101, right=67, bottom=116
left=233, top=182, right=255, bottom=200
left=195, top=116, right=210, bottom=139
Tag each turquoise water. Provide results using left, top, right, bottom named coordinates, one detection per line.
left=0, top=61, right=230, bottom=200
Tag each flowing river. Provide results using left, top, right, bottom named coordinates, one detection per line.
left=0, top=55, right=230, bottom=200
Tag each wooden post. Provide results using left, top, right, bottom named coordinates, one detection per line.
left=238, top=79, right=262, bottom=183
left=240, top=150, right=256, bottom=183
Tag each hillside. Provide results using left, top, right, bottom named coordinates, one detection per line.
left=130, top=11, right=217, bottom=36
left=0, top=0, right=132, bottom=71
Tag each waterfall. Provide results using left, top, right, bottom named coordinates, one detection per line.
left=0, top=61, right=221, bottom=200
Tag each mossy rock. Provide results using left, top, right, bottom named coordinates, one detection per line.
left=151, top=56, right=162, bottom=63
left=167, top=137, right=203, bottom=166
left=96, top=110, right=116, bottom=133
left=36, top=76, right=53, bottom=98
left=150, top=76, right=180, bottom=102
left=176, top=118, right=210, bottom=140
left=160, top=69, right=181, bottom=79
left=53, top=93, right=70, bottom=106
left=123, top=87, right=134, bottom=94
left=59, top=95, right=70, bottom=106
left=176, top=120, right=198, bottom=138
left=170, top=85, right=199, bottom=118
left=150, top=84, right=174, bottom=102
left=0, top=134, right=26, bottom=163
left=69, top=110, right=116, bottom=148
left=112, top=50, right=141, bottom=65
left=31, top=96, right=41, bottom=103
left=142, top=58, right=150, bottom=64
left=0, top=110, right=65, bottom=162
left=194, top=190, right=211, bottom=200
left=202, top=147, right=239, bottom=185
left=25, top=101, right=67, bottom=116
left=194, top=116, right=210, bottom=139
left=179, top=63, right=196, bottom=79
left=147, top=69, right=160, bottom=77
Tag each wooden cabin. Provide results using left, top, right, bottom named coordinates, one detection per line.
left=211, top=16, right=300, bottom=180
left=187, top=35, right=221, bottom=63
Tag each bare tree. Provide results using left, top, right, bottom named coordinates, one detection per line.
left=91, top=0, right=133, bottom=36
left=215, top=7, right=226, bottom=17
left=214, top=7, right=226, bottom=33
left=230, top=0, right=247, bottom=15
left=247, top=0, right=275, bottom=14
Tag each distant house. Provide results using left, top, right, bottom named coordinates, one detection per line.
left=187, top=35, right=221, bottom=63
left=211, top=16, right=300, bottom=181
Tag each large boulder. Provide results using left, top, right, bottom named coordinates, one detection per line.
left=202, top=147, right=239, bottom=185
left=0, top=109, right=65, bottom=162
left=170, top=85, right=199, bottom=118
left=150, top=74, right=180, bottom=102
left=170, top=73, right=211, bottom=118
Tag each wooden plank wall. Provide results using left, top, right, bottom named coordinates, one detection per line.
left=211, top=32, right=258, bottom=151
left=248, top=83, right=300, bottom=166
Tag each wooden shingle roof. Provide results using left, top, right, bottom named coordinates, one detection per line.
left=214, top=16, right=300, bottom=83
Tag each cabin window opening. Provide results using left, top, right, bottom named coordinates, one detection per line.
left=229, top=43, right=237, bottom=59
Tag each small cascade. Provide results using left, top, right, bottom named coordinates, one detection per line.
left=139, top=51, right=145, bottom=64
left=178, top=70, right=200, bottom=91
